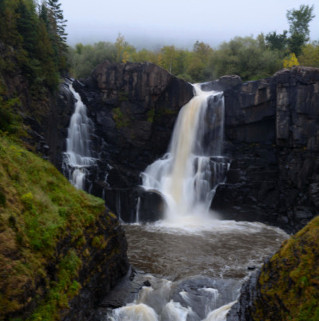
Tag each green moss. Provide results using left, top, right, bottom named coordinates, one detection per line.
left=91, top=235, right=107, bottom=249
left=147, top=108, right=155, bottom=123
left=0, top=136, right=105, bottom=320
left=112, top=107, right=130, bottom=128
left=253, top=216, right=319, bottom=321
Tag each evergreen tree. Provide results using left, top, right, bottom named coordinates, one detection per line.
left=46, top=0, right=68, bottom=72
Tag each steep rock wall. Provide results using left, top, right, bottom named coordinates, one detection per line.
left=211, top=66, right=319, bottom=233
left=72, top=62, right=193, bottom=220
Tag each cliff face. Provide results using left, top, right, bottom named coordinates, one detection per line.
left=50, top=64, right=319, bottom=230
left=72, top=62, right=194, bottom=220
left=227, top=215, right=319, bottom=321
left=0, top=41, right=74, bottom=170
left=211, top=67, right=319, bottom=233
left=0, top=136, right=128, bottom=321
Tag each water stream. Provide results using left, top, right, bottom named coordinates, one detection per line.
left=105, top=86, right=288, bottom=320
left=63, top=83, right=96, bottom=190
left=141, top=85, right=228, bottom=221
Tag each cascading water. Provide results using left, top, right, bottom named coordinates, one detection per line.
left=63, top=84, right=96, bottom=190
left=141, top=84, right=228, bottom=223
left=101, top=84, right=288, bottom=321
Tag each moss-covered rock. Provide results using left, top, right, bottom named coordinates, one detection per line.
left=0, top=136, right=129, bottom=320
left=228, top=215, right=319, bottom=321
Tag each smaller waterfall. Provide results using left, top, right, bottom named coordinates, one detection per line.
left=63, top=84, right=96, bottom=190
left=141, top=84, right=228, bottom=222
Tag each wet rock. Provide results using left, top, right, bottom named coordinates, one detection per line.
left=172, top=276, right=241, bottom=320
left=228, top=215, right=319, bottom=321
left=212, top=66, right=319, bottom=233
left=72, top=62, right=193, bottom=220
left=137, top=189, right=166, bottom=223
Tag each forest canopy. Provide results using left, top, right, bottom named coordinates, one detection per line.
left=0, top=0, right=68, bottom=91
left=68, top=5, right=318, bottom=83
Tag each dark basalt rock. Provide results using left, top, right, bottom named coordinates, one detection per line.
left=211, top=66, right=319, bottom=233
left=72, top=62, right=193, bottom=220
left=226, top=270, right=260, bottom=321
left=48, top=64, right=319, bottom=232
left=62, top=210, right=129, bottom=321
left=137, top=189, right=166, bottom=223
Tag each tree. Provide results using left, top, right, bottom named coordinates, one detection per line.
left=114, top=34, right=136, bottom=63
left=286, top=5, right=315, bottom=56
left=265, top=31, right=288, bottom=52
left=299, top=42, right=319, bottom=67
left=46, top=0, right=68, bottom=71
left=283, top=53, right=300, bottom=68
left=209, top=36, right=282, bottom=80
left=160, top=46, right=177, bottom=73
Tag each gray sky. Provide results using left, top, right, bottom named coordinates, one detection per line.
left=60, top=0, right=319, bottom=49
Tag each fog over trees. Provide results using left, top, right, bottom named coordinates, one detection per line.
left=68, top=5, right=317, bottom=83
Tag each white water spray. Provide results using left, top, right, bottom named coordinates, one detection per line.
left=141, top=84, right=228, bottom=224
left=63, top=84, right=96, bottom=190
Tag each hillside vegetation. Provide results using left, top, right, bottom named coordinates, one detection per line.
left=0, top=135, right=108, bottom=320
left=251, top=215, right=319, bottom=320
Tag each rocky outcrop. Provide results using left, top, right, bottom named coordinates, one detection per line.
left=61, top=211, right=129, bottom=321
left=0, top=136, right=128, bottom=321
left=51, top=64, right=319, bottom=231
left=211, top=66, right=319, bottom=233
left=227, top=215, right=319, bottom=321
left=72, top=62, right=193, bottom=220
left=0, top=41, right=74, bottom=170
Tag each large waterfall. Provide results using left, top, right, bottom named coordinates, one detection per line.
left=141, top=84, right=228, bottom=224
left=63, top=84, right=96, bottom=190
left=101, top=83, right=288, bottom=321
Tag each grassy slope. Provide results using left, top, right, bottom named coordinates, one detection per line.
left=252, top=216, right=319, bottom=320
left=0, top=135, right=106, bottom=320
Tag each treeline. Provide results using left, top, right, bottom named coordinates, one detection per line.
left=69, top=5, right=318, bottom=83
left=0, top=0, right=68, bottom=92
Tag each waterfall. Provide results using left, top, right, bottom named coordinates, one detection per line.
left=63, top=84, right=96, bottom=190
left=141, top=84, right=228, bottom=222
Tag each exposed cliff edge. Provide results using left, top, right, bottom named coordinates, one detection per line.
left=211, top=66, right=319, bottom=233
left=71, top=62, right=194, bottom=220
left=40, top=63, right=319, bottom=231
left=0, top=136, right=128, bottom=321
left=227, top=215, right=319, bottom=321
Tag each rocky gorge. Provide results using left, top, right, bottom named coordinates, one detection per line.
left=56, top=62, right=319, bottom=235
left=1, top=54, right=319, bottom=320
left=59, top=63, right=319, bottom=320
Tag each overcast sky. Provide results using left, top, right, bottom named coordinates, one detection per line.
left=60, top=0, right=319, bottom=49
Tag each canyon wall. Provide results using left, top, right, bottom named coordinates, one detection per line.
left=66, top=64, right=319, bottom=233
left=210, top=66, right=319, bottom=233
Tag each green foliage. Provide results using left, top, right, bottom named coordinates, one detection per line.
left=299, top=42, right=319, bottom=67
left=68, top=42, right=117, bottom=78
left=0, top=0, right=69, bottom=92
left=287, top=5, right=315, bottom=56
left=210, top=36, right=282, bottom=80
left=265, top=30, right=288, bottom=52
left=147, top=108, right=155, bottom=123
left=0, top=136, right=105, bottom=319
left=112, top=107, right=129, bottom=128
left=253, top=216, right=319, bottom=321
left=65, top=6, right=315, bottom=83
